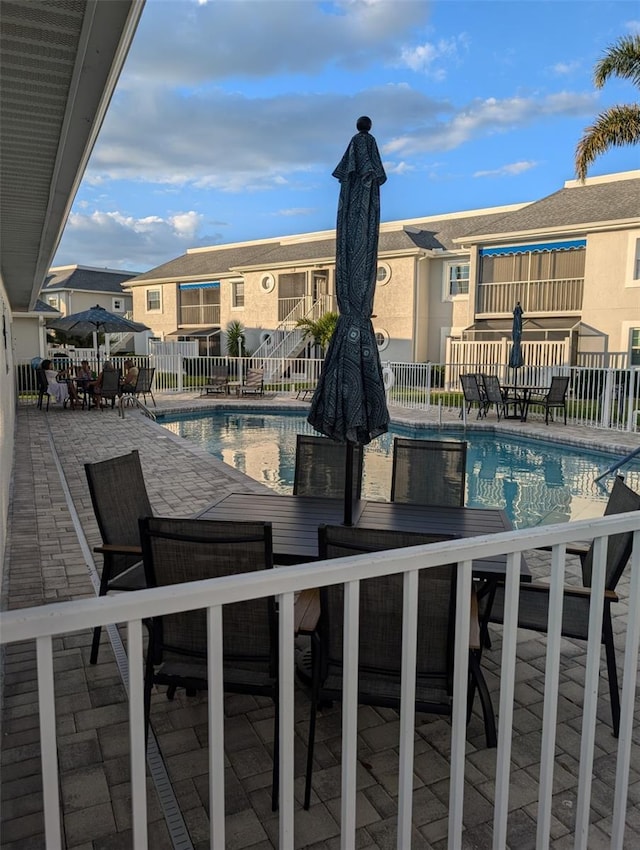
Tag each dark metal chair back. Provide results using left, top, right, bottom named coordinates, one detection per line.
left=98, top=368, right=121, bottom=407
left=134, top=366, right=156, bottom=406
left=36, top=368, right=50, bottom=410
left=546, top=375, right=570, bottom=403
left=293, top=434, right=364, bottom=499
left=85, top=450, right=152, bottom=581
left=391, top=437, right=467, bottom=507
left=581, top=474, right=640, bottom=590
left=460, top=373, right=486, bottom=418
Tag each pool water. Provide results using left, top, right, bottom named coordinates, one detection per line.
left=159, top=410, right=640, bottom=529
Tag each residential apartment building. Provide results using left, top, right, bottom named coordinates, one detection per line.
left=42, top=265, right=138, bottom=317
left=126, top=170, right=640, bottom=367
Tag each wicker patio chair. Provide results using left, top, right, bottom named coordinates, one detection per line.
left=84, top=450, right=150, bottom=663
left=391, top=437, right=467, bottom=507
left=459, top=373, right=487, bottom=419
left=524, top=374, right=570, bottom=424
left=138, top=516, right=279, bottom=809
left=481, top=475, right=640, bottom=737
left=293, top=434, right=364, bottom=499
left=303, top=524, right=496, bottom=807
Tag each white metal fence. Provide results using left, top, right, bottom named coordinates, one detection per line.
left=1, top=514, right=638, bottom=849
left=15, top=355, right=640, bottom=431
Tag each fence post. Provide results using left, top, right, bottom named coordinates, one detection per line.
left=600, top=369, right=614, bottom=429
left=177, top=356, right=184, bottom=393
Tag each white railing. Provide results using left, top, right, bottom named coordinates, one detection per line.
left=1, top=515, right=638, bottom=849
left=179, top=304, right=220, bottom=325
left=253, top=294, right=333, bottom=361
left=476, top=278, right=584, bottom=314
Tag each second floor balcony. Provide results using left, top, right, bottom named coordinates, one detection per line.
left=476, top=277, right=584, bottom=316
left=179, top=303, right=220, bottom=326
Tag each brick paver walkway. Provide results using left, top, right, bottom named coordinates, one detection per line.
left=1, top=395, right=638, bottom=849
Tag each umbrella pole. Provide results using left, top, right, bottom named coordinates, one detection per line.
left=344, top=441, right=354, bottom=526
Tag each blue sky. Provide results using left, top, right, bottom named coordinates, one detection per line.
left=53, top=0, right=640, bottom=273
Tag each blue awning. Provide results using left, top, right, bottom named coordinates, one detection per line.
left=179, top=281, right=220, bottom=290
left=480, top=239, right=586, bottom=257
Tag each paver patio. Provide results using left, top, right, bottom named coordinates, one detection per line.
left=1, top=394, right=638, bottom=849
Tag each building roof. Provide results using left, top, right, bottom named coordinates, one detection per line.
left=43, top=266, right=139, bottom=295
left=458, top=171, right=640, bottom=243
left=127, top=206, right=525, bottom=285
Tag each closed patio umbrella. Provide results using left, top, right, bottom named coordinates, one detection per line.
left=308, top=116, right=389, bottom=524
left=508, top=302, right=524, bottom=390
left=47, top=305, right=149, bottom=368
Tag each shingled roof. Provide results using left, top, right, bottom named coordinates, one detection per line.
left=127, top=241, right=280, bottom=284
left=457, top=173, right=640, bottom=242
left=43, top=265, right=139, bottom=294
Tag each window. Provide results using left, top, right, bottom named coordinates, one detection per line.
left=374, top=328, right=389, bottom=351
left=146, top=289, right=161, bottom=311
left=231, top=280, right=245, bottom=308
left=260, top=273, right=275, bottom=293
left=633, top=239, right=640, bottom=281
left=447, top=263, right=470, bottom=297
left=376, top=263, right=391, bottom=285
left=631, top=328, right=640, bottom=366
left=47, top=296, right=58, bottom=309
left=112, top=297, right=123, bottom=312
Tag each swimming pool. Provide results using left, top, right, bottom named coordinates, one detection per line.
left=158, top=410, right=640, bottom=529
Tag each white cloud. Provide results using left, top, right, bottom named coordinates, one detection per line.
left=382, top=91, right=595, bottom=155
left=625, top=19, right=640, bottom=34
left=55, top=210, right=216, bottom=269
left=397, top=35, right=468, bottom=76
left=473, top=161, right=538, bottom=178
left=126, top=0, right=428, bottom=85
left=550, top=60, right=581, bottom=75
left=272, top=207, right=316, bottom=217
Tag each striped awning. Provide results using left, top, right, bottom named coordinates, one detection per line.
left=178, top=281, right=220, bottom=290
left=480, top=239, right=586, bottom=257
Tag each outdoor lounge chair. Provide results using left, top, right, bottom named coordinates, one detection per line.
left=240, top=367, right=264, bottom=396
left=138, top=516, right=279, bottom=810
left=84, top=450, right=150, bottom=663
left=481, top=474, right=640, bottom=737
left=203, top=363, right=229, bottom=395
left=303, top=524, right=497, bottom=808
left=524, top=374, right=570, bottom=424
left=459, top=373, right=487, bottom=419
left=391, top=437, right=467, bottom=507
left=293, top=433, right=364, bottom=499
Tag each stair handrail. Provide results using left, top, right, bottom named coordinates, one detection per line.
left=253, top=293, right=332, bottom=360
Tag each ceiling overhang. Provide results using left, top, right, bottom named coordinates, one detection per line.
left=0, top=0, right=145, bottom=312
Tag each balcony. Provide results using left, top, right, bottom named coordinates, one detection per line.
left=179, top=304, right=220, bottom=325
left=476, top=278, right=584, bottom=315
left=2, top=403, right=639, bottom=849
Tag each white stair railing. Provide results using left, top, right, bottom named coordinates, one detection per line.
left=253, top=294, right=332, bottom=363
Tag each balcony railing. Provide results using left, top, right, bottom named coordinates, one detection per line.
left=179, top=304, right=220, bottom=325
left=1, top=514, right=638, bottom=849
left=476, top=278, right=584, bottom=315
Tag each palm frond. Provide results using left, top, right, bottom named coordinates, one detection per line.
left=575, top=105, right=640, bottom=181
left=593, top=34, right=640, bottom=89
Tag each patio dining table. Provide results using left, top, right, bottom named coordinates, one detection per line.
left=197, top=492, right=530, bottom=579
left=501, top=384, right=548, bottom=422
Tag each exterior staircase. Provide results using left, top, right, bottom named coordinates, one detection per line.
left=254, top=294, right=332, bottom=380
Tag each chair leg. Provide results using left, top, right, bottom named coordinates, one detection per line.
left=90, top=626, right=103, bottom=665
left=469, top=651, right=497, bottom=748
left=603, top=613, right=621, bottom=737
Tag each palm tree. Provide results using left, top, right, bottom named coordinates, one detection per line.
left=226, top=320, right=249, bottom=357
left=296, top=311, right=339, bottom=354
left=575, top=34, right=640, bottom=180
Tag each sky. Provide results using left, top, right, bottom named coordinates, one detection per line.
left=53, top=0, right=640, bottom=274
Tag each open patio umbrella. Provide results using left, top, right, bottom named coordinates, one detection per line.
left=308, top=116, right=389, bottom=524
left=508, top=302, right=524, bottom=390
left=47, top=305, right=149, bottom=368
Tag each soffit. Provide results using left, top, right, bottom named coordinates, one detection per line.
left=0, top=0, right=144, bottom=312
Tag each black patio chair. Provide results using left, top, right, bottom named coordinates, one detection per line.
left=94, top=367, right=122, bottom=410
left=459, top=373, right=487, bottom=419
left=84, top=450, right=150, bottom=663
left=524, top=374, right=570, bottom=424
left=203, top=363, right=229, bottom=395
left=36, top=368, right=50, bottom=411
left=293, top=434, right=364, bottom=499
left=391, top=437, right=467, bottom=507
left=481, top=475, right=640, bottom=736
left=303, top=524, right=496, bottom=808
left=133, top=366, right=156, bottom=407
left=138, top=516, right=279, bottom=810
left=480, top=374, right=520, bottom=420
